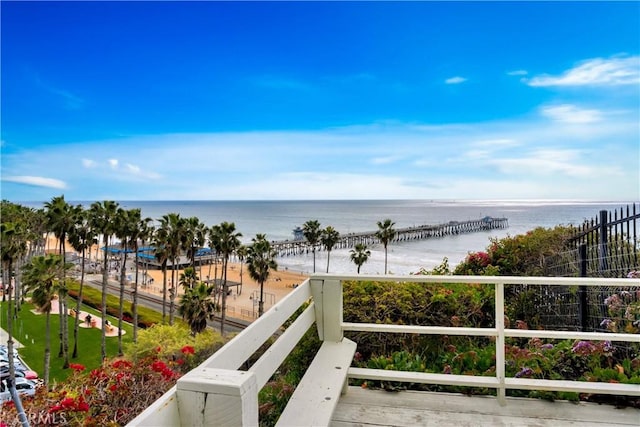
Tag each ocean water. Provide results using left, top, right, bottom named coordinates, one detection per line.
left=21, top=199, right=634, bottom=275
left=114, top=199, right=633, bottom=275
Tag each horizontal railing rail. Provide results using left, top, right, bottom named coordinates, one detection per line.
left=128, top=274, right=640, bottom=426
left=331, top=274, right=640, bottom=404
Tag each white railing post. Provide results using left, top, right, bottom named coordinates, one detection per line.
left=176, top=367, right=258, bottom=426
left=495, top=281, right=506, bottom=405
left=310, top=277, right=343, bottom=342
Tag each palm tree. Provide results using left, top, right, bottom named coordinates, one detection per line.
left=153, top=231, right=170, bottom=324
left=376, top=219, right=396, bottom=274
left=1, top=220, right=27, bottom=391
left=44, top=195, right=77, bottom=368
left=246, top=234, right=278, bottom=317
left=132, top=216, right=153, bottom=342
left=184, top=217, right=207, bottom=275
left=158, top=213, right=185, bottom=325
left=216, top=222, right=242, bottom=335
left=178, top=282, right=217, bottom=336
left=114, top=208, right=141, bottom=356
left=89, top=200, right=119, bottom=361
left=321, top=226, right=341, bottom=273
left=350, top=243, right=371, bottom=274
left=302, top=220, right=322, bottom=273
left=236, top=245, right=248, bottom=295
left=67, top=208, right=97, bottom=358
left=22, top=255, right=71, bottom=386
left=179, top=267, right=199, bottom=291
left=208, top=224, right=222, bottom=286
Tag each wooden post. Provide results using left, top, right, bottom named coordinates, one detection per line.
left=310, top=277, right=343, bottom=342
left=176, top=368, right=258, bottom=426
left=495, top=282, right=506, bottom=406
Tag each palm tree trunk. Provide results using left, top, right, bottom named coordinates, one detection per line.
left=220, top=257, right=227, bottom=335
left=5, top=261, right=17, bottom=382
left=58, top=240, right=64, bottom=359
left=169, top=262, right=176, bottom=325
left=384, top=246, right=388, bottom=275
left=133, top=252, right=139, bottom=343
left=162, top=266, right=167, bottom=324
left=118, top=251, right=127, bottom=356
left=326, top=251, right=331, bottom=273
left=312, top=248, right=317, bottom=273
left=44, top=311, right=51, bottom=387
left=101, top=237, right=109, bottom=362
left=258, top=280, right=265, bottom=317
left=72, top=247, right=86, bottom=358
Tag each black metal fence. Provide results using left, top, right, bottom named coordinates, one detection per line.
left=518, top=203, right=640, bottom=332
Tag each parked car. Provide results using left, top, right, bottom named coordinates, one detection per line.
left=0, top=378, right=38, bottom=403
left=0, top=368, right=38, bottom=381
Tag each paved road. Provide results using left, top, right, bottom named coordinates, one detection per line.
left=82, top=275, right=248, bottom=334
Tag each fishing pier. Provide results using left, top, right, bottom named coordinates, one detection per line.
left=272, top=216, right=508, bottom=256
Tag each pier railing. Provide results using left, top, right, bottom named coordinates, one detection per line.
left=272, top=216, right=508, bottom=256
left=128, top=273, right=640, bottom=426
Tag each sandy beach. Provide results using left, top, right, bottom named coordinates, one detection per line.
left=45, top=236, right=307, bottom=322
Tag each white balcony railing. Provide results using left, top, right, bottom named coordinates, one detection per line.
left=128, top=274, right=640, bottom=426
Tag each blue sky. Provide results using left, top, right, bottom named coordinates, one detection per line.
left=1, top=1, right=639, bottom=202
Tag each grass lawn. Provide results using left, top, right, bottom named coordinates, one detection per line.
left=1, top=298, right=134, bottom=384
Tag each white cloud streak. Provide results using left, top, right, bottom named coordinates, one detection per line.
left=1, top=99, right=637, bottom=201
left=445, top=76, right=467, bottom=84
left=540, top=104, right=603, bottom=124
left=2, top=175, right=67, bottom=189
left=526, top=55, right=640, bottom=87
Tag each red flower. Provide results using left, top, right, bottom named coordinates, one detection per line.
left=69, top=363, right=86, bottom=372
left=76, top=401, right=90, bottom=412
left=151, top=360, right=168, bottom=373
left=176, top=358, right=185, bottom=365
left=155, top=346, right=162, bottom=353
left=181, top=345, right=195, bottom=355
left=112, top=359, right=133, bottom=369
left=109, top=384, right=117, bottom=392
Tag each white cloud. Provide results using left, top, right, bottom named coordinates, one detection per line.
left=526, top=55, right=640, bottom=87
left=488, top=149, right=605, bottom=178
left=1, top=99, right=637, bottom=201
left=507, top=70, right=528, bottom=76
left=82, top=158, right=97, bottom=168
left=125, top=163, right=162, bottom=179
left=470, top=139, right=520, bottom=149
left=371, top=155, right=402, bottom=165
left=540, top=104, right=603, bottom=124
left=2, top=175, right=67, bottom=189
left=445, top=76, right=467, bottom=84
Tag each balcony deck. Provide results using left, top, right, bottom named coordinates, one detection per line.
left=128, top=274, right=640, bottom=427
left=332, top=387, right=639, bottom=426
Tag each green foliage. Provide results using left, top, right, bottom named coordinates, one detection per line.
left=343, top=279, right=495, bottom=358
left=453, top=226, right=574, bottom=276
left=125, top=323, right=225, bottom=371
left=66, top=279, right=164, bottom=328
left=0, top=301, right=132, bottom=383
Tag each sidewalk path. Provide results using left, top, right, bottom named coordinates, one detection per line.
left=0, top=327, right=23, bottom=348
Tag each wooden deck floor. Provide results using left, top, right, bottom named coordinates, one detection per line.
left=331, top=387, right=640, bottom=427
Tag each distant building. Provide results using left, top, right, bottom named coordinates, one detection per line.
left=293, top=226, right=304, bottom=241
